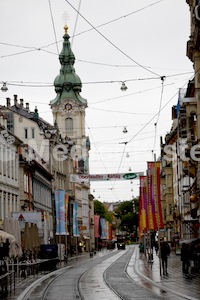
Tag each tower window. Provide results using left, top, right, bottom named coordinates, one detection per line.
left=65, top=118, right=73, bottom=131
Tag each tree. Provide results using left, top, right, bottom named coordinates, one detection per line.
left=94, top=200, right=113, bottom=223
left=114, top=198, right=139, bottom=238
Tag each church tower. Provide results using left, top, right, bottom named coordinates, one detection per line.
left=50, top=25, right=88, bottom=156
left=50, top=25, right=93, bottom=251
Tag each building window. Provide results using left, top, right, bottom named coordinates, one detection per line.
left=24, top=174, right=28, bottom=193
left=5, top=112, right=14, bottom=133
left=65, top=118, right=73, bottom=131
left=31, top=128, right=35, bottom=138
left=164, top=208, right=166, bottom=220
left=24, top=128, right=28, bottom=139
left=169, top=203, right=172, bottom=214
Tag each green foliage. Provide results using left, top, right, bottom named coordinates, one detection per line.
left=115, top=198, right=139, bottom=234
left=93, top=200, right=114, bottom=223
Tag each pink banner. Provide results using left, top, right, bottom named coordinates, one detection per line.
left=94, top=215, right=100, bottom=238
left=154, top=162, right=164, bottom=229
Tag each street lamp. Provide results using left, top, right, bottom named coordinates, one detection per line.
left=121, top=82, right=127, bottom=91
left=123, top=126, right=128, bottom=133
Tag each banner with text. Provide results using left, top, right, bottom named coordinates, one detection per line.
left=70, top=172, right=144, bottom=183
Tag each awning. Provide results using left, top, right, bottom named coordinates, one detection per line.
left=0, top=230, right=16, bottom=244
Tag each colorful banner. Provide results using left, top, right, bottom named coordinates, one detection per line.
left=154, top=162, right=164, bottom=229
left=139, top=176, right=148, bottom=233
left=100, top=218, right=106, bottom=239
left=73, top=200, right=80, bottom=237
left=147, top=162, right=157, bottom=230
left=147, top=161, right=164, bottom=230
left=109, top=223, right=112, bottom=240
left=65, top=194, right=69, bottom=235
left=94, top=215, right=100, bottom=238
left=55, top=190, right=66, bottom=235
left=70, top=172, right=144, bottom=183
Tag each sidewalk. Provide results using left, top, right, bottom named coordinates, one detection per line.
left=130, top=246, right=200, bottom=300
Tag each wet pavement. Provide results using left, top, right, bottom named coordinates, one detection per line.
left=127, top=246, right=200, bottom=300
left=5, top=245, right=200, bottom=300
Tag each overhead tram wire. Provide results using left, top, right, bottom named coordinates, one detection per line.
left=71, top=0, right=82, bottom=48
left=72, top=0, right=164, bottom=39
left=127, top=74, right=196, bottom=145
left=152, top=76, right=165, bottom=154
left=48, top=0, right=60, bottom=55
left=110, top=142, right=128, bottom=191
left=2, top=71, right=192, bottom=88
left=65, top=0, right=161, bottom=77
left=0, top=1, right=164, bottom=61
left=85, top=120, right=108, bottom=173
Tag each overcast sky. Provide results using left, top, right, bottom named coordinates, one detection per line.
left=1, top=0, right=193, bottom=202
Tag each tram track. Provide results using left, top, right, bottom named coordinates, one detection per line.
left=17, top=249, right=121, bottom=300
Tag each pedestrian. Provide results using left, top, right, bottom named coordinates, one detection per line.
left=154, top=241, right=158, bottom=255
left=139, top=243, right=144, bottom=257
left=181, top=243, right=191, bottom=275
left=160, top=241, right=170, bottom=275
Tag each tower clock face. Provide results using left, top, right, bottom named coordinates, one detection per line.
left=60, top=99, right=75, bottom=113
left=65, top=103, right=72, bottom=111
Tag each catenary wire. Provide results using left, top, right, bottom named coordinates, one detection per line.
left=48, top=0, right=60, bottom=56
left=65, top=0, right=161, bottom=77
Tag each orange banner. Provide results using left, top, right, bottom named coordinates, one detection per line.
left=147, top=162, right=157, bottom=230
left=139, top=176, right=148, bottom=233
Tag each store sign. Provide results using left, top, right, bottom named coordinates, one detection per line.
left=70, top=172, right=143, bottom=183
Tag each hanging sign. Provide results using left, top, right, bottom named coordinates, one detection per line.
left=70, top=172, right=143, bottom=183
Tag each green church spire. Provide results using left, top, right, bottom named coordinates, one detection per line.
left=50, top=25, right=87, bottom=106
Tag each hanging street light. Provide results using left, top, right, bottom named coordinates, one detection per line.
left=121, top=81, right=127, bottom=91
left=123, top=126, right=128, bottom=133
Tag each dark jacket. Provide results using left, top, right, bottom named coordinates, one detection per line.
left=181, top=243, right=190, bottom=262
left=160, top=242, right=170, bottom=259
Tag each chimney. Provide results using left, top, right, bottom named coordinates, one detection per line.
left=25, top=103, right=29, bottom=110
left=20, top=99, right=24, bottom=108
left=33, top=106, right=39, bottom=120
left=14, top=95, right=18, bottom=106
left=6, top=97, right=11, bottom=108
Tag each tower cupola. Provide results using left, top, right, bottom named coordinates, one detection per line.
left=50, top=25, right=87, bottom=106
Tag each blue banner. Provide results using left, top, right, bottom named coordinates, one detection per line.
left=55, top=190, right=66, bottom=235
left=100, top=218, right=106, bottom=239
left=73, top=200, right=80, bottom=237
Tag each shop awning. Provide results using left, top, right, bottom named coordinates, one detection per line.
left=0, top=230, right=16, bottom=244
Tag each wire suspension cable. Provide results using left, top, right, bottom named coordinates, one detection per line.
left=65, top=0, right=161, bottom=77
left=49, top=0, right=60, bottom=55
left=152, top=76, right=165, bottom=154
left=71, top=0, right=82, bottom=47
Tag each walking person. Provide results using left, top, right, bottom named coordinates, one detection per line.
left=154, top=241, right=158, bottom=255
left=181, top=243, right=191, bottom=276
left=160, top=240, right=170, bottom=275
left=139, top=242, right=144, bottom=258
